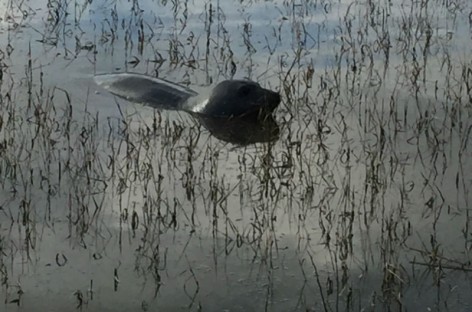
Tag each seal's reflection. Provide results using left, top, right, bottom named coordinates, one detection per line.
left=196, top=114, right=279, bottom=145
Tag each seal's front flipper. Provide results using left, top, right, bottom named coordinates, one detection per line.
left=94, top=73, right=198, bottom=111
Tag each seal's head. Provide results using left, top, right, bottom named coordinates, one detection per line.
left=200, top=80, right=280, bottom=118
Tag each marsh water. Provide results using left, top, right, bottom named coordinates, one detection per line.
left=1, top=0, right=472, bottom=311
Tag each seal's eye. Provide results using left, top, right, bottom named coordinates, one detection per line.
left=238, top=85, right=253, bottom=97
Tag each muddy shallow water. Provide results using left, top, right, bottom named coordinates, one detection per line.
left=1, top=0, right=472, bottom=311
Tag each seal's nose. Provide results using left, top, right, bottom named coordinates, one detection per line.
left=266, top=91, right=281, bottom=111
left=273, top=92, right=281, bottom=104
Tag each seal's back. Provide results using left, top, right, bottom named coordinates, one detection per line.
left=94, top=73, right=198, bottom=111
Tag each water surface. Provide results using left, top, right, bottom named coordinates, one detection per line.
left=1, top=0, right=472, bottom=311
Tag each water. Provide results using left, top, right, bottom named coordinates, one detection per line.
left=1, top=0, right=472, bottom=311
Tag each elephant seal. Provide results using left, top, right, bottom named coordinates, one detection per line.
left=94, top=73, right=280, bottom=118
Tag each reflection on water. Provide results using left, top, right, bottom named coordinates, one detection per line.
left=1, top=0, right=472, bottom=311
left=197, top=114, right=280, bottom=144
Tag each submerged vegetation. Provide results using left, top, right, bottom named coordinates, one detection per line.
left=0, top=0, right=471, bottom=310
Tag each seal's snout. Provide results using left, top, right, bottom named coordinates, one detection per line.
left=271, top=91, right=281, bottom=105
left=274, top=92, right=281, bottom=103
left=264, top=89, right=281, bottom=112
